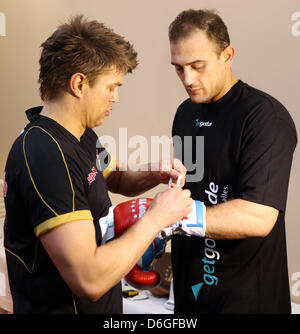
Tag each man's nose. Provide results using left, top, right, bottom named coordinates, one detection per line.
left=182, top=69, right=195, bottom=87
left=111, top=88, right=119, bottom=103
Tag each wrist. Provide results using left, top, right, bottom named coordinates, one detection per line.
left=181, top=200, right=206, bottom=237
left=140, top=209, right=165, bottom=237
left=158, top=201, right=206, bottom=239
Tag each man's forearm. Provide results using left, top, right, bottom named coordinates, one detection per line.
left=89, top=211, right=162, bottom=300
left=106, top=159, right=185, bottom=196
left=205, top=199, right=278, bottom=240
left=106, top=163, right=160, bottom=196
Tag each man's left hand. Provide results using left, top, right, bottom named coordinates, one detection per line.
left=152, top=158, right=186, bottom=188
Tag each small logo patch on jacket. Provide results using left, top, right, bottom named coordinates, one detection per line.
left=87, top=167, right=98, bottom=184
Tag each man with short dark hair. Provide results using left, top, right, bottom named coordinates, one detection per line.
left=3, top=15, right=192, bottom=314
left=167, top=9, right=297, bottom=313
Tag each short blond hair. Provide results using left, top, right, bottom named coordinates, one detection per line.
left=39, top=15, right=138, bottom=101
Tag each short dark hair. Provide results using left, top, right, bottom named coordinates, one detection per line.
left=39, top=15, right=138, bottom=101
left=168, top=9, right=230, bottom=55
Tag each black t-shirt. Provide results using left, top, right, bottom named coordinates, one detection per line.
left=171, top=80, right=297, bottom=314
left=3, top=107, right=122, bottom=314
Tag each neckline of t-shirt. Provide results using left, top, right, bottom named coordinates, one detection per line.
left=26, top=106, right=84, bottom=144
left=202, top=79, right=243, bottom=108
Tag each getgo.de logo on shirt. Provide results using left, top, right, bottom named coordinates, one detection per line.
left=191, top=182, right=221, bottom=301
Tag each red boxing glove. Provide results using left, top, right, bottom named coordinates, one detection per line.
left=114, top=198, right=161, bottom=290
left=125, top=264, right=160, bottom=290
left=114, top=198, right=153, bottom=236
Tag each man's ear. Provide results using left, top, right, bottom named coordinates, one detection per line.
left=69, top=73, right=87, bottom=98
left=222, top=46, right=235, bottom=69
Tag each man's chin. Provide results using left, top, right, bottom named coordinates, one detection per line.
left=89, top=118, right=105, bottom=128
left=189, top=94, right=210, bottom=104
left=96, top=119, right=105, bottom=127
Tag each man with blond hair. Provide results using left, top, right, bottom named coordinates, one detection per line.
left=3, top=15, right=191, bottom=314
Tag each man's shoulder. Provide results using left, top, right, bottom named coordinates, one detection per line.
left=241, top=83, right=289, bottom=116
left=18, top=124, right=82, bottom=178
left=23, top=125, right=64, bottom=154
left=6, top=124, right=56, bottom=167
left=240, top=82, right=297, bottom=135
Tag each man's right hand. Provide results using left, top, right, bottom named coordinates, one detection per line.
left=145, top=188, right=193, bottom=232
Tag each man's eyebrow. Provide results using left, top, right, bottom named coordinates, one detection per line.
left=171, top=59, right=207, bottom=66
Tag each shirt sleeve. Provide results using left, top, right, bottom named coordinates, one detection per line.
left=23, top=126, right=93, bottom=237
left=238, top=100, right=297, bottom=212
